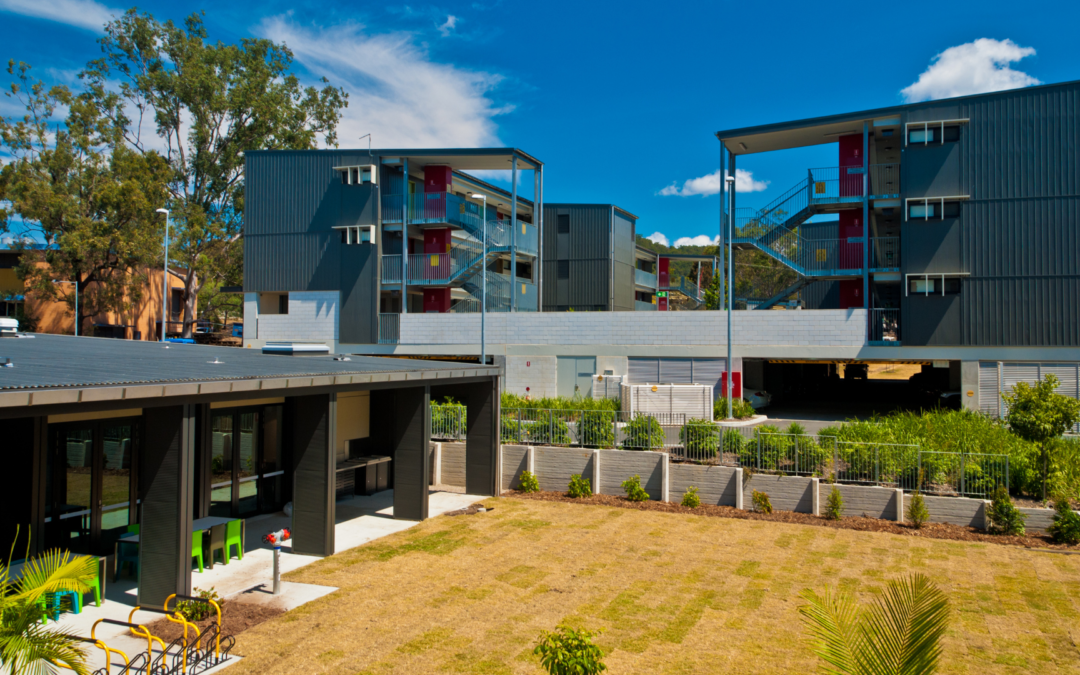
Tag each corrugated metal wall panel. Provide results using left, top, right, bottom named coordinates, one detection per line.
left=978, top=361, right=1000, bottom=418
left=691, top=359, right=726, bottom=398
left=628, top=358, right=659, bottom=384
left=660, top=358, right=693, bottom=383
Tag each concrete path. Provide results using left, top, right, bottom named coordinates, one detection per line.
left=48, top=489, right=486, bottom=673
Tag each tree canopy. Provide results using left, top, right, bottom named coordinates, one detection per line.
left=1003, top=374, right=1080, bottom=500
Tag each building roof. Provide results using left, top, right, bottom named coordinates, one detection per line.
left=245, top=147, right=543, bottom=171
left=544, top=204, right=640, bottom=221
left=0, top=334, right=497, bottom=404
left=715, top=79, right=1080, bottom=155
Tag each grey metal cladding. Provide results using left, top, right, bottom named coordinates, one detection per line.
left=244, top=151, right=376, bottom=293
left=900, top=81, right=1080, bottom=346
left=543, top=205, right=612, bottom=260
left=391, top=387, right=430, bottom=521
left=463, top=379, right=497, bottom=496
left=339, top=241, right=378, bottom=344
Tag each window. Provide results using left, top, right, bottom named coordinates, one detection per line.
left=339, top=226, right=373, bottom=245
left=909, top=278, right=935, bottom=294
left=557, top=214, right=570, bottom=234
left=908, top=201, right=961, bottom=219
left=557, top=260, right=570, bottom=279
left=908, top=126, right=960, bottom=144
left=337, top=165, right=376, bottom=185
left=278, top=294, right=289, bottom=315
left=907, top=275, right=964, bottom=296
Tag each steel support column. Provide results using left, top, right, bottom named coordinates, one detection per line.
left=401, top=158, right=409, bottom=314
left=862, top=122, right=870, bottom=341
left=719, top=144, right=727, bottom=312
left=535, top=166, right=543, bottom=311
left=510, top=156, right=518, bottom=312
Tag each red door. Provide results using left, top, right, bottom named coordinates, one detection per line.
left=720, top=371, right=742, bottom=399
left=838, top=134, right=864, bottom=198
left=838, top=210, right=863, bottom=271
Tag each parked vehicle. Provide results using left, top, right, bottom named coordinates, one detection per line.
left=743, top=390, right=772, bottom=409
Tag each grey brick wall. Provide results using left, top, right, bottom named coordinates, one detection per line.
left=669, top=464, right=738, bottom=506
left=598, top=450, right=663, bottom=500
left=504, top=356, right=558, bottom=397
left=1018, top=506, right=1067, bottom=534
left=256, top=290, right=339, bottom=342
left=746, top=474, right=814, bottom=513
left=535, top=446, right=594, bottom=493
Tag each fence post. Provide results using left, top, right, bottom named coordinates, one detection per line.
left=593, top=449, right=601, bottom=495
left=917, top=451, right=922, bottom=491
left=517, top=408, right=522, bottom=444
left=757, top=431, right=761, bottom=471
left=832, top=437, right=839, bottom=481
left=960, top=453, right=966, bottom=496
left=662, top=453, right=670, bottom=503
left=795, top=435, right=800, bottom=475
left=875, top=445, right=880, bottom=485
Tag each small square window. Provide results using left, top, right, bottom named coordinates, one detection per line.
left=909, top=278, right=935, bottom=294
left=908, top=125, right=960, bottom=144
left=943, top=278, right=962, bottom=295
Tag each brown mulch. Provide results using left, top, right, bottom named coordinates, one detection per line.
left=144, top=602, right=284, bottom=643
left=506, top=490, right=1078, bottom=551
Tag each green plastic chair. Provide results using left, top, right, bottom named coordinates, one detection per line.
left=85, top=557, right=102, bottom=606
left=127, top=524, right=140, bottom=535
left=192, top=531, right=204, bottom=573
left=225, top=520, right=243, bottom=562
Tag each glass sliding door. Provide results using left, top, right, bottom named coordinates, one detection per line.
left=209, top=413, right=234, bottom=517
left=55, top=427, right=94, bottom=553
left=99, top=423, right=134, bottom=550
left=260, top=406, right=284, bottom=513
left=236, top=413, right=259, bottom=515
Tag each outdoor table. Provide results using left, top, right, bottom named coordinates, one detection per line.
left=335, top=455, right=392, bottom=498
left=115, top=516, right=245, bottom=574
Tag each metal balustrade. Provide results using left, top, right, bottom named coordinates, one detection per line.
left=869, top=308, right=900, bottom=344
left=635, top=268, right=657, bottom=288
left=378, top=313, right=400, bottom=344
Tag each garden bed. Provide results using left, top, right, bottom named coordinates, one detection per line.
left=506, top=490, right=1076, bottom=551
left=144, top=601, right=284, bottom=643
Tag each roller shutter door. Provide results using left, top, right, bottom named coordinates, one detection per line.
left=999, top=362, right=1080, bottom=432
left=978, top=362, right=1000, bottom=418
left=691, top=359, right=726, bottom=399
left=660, top=358, right=693, bottom=384
left=628, top=358, right=659, bottom=384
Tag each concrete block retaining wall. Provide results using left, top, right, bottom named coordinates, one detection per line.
left=497, top=445, right=1064, bottom=534
left=598, top=450, right=663, bottom=500
left=439, top=442, right=467, bottom=488
left=669, top=464, right=739, bottom=506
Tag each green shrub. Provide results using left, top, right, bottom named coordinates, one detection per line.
left=578, top=410, right=616, bottom=448
left=176, top=587, right=223, bottom=622
left=534, top=626, right=607, bottom=675
left=714, top=397, right=755, bottom=420
left=751, top=490, right=772, bottom=514
left=622, top=414, right=665, bottom=450
left=785, top=421, right=807, bottom=436
left=519, top=470, right=540, bottom=494
left=501, top=414, right=524, bottom=444
left=568, top=474, right=592, bottom=499
left=431, top=397, right=466, bottom=438
left=681, top=486, right=701, bottom=508
left=987, top=485, right=1025, bottom=535
left=622, top=474, right=650, bottom=502
left=680, top=419, right=720, bottom=458
left=907, top=492, right=930, bottom=529
left=1048, top=496, right=1080, bottom=545
left=825, top=486, right=844, bottom=520
left=502, top=393, right=620, bottom=411
left=526, top=416, right=572, bottom=446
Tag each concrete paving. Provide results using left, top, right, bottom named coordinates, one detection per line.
left=47, top=489, right=486, bottom=673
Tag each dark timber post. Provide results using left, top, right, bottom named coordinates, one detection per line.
left=290, top=394, right=337, bottom=557
left=139, top=405, right=195, bottom=607
left=391, top=386, right=431, bottom=521
left=464, top=377, right=499, bottom=496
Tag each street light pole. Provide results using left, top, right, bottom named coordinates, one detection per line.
left=726, top=174, right=735, bottom=420
left=470, top=193, right=488, bottom=366
left=156, top=208, right=170, bottom=342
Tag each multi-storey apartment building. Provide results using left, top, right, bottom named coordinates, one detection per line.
left=242, top=148, right=542, bottom=348
left=242, top=81, right=1079, bottom=415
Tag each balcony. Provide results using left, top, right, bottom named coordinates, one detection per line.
left=635, top=300, right=657, bottom=311
left=380, top=247, right=484, bottom=286
left=870, top=237, right=900, bottom=271
left=635, top=268, right=657, bottom=289
left=382, top=193, right=538, bottom=258
left=869, top=308, right=900, bottom=346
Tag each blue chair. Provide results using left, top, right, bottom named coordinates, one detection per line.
left=44, top=590, right=82, bottom=621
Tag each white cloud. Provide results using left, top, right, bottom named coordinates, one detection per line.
left=0, top=0, right=119, bottom=32
left=659, top=168, right=768, bottom=197
left=645, top=232, right=669, bottom=247
left=258, top=16, right=510, bottom=149
left=673, top=235, right=719, bottom=247
left=901, top=38, right=1040, bottom=103
left=437, top=15, right=458, bottom=37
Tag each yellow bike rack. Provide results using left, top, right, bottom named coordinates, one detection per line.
left=165, top=593, right=223, bottom=660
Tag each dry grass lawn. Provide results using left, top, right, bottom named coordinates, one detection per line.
left=232, top=496, right=1080, bottom=674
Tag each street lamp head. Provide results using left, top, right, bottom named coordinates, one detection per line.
left=156, top=208, right=170, bottom=215
left=724, top=176, right=735, bottom=185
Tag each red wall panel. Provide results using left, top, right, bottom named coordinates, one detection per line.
left=424, top=166, right=453, bottom=193
left=423, top=288, right=451, bottom=313
left=838, top=134, right=864, bottom=197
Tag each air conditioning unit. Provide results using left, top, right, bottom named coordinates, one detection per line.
left=621, top=383, right=713, bottom=420
left=591, top=374, right=623, bottom=400
left=0, top=317, right=18, bottom=337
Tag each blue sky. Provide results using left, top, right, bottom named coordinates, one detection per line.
left=2, top=0, right=1078, bottom=247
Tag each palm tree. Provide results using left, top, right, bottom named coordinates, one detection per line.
left=1, top=533, right=99, bottom=675
left=799, top=574, right=950, bottom=675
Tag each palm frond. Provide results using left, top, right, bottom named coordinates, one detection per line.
left=856, top=574, right=949, bottom=675
left=14, top=549, right=97, bottom=605
left=798, top=586, right=862, bottom=675
left=0, top=621, right=90, bottom=675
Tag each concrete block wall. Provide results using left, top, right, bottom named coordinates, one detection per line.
left=535, top=447, right=594, bottom=493
left=669, top=464, right=739, bottom=506
left=824, top=483, right=900, bottom=520
left=1018, top=507, right=1057, bottom=533
left=502, top=445, right=529, bottom=490
left=254, top=291, right=339, bottom=342
left=746, top=474, right=814, bottom=513
left=907, top=494, right=987, bottom=528
left=439, top=442, right=466, bottom=488
left=598, top=450, right=664, bottom=500
left=399, top=309, right=868, bottom=347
